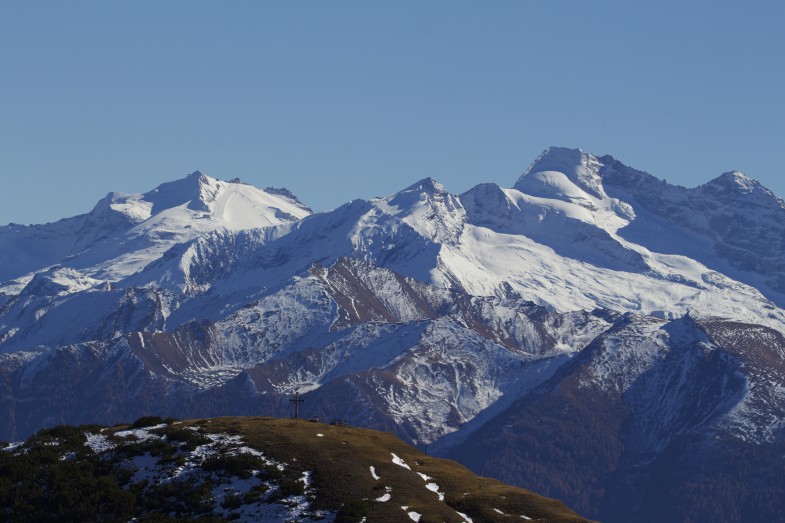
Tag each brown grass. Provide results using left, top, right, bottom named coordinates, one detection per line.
left=181, top=416, right=594, bottom=522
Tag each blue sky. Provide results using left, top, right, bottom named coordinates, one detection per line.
left=1, top=1, right=783, bottom=225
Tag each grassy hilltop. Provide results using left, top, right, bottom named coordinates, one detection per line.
left=0, top=416, right=592, bottom=522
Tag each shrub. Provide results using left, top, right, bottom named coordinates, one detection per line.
left=0, top=443, right=135, bottom=522
left=202, top=453, right=267, bottom=479
left=157, top=427, right=210, bottom=451
left=117, top=438, right=177, bottom=460
left=335, top=499, right=375, bottom=523
left=257, top=464, right=283, bottom=481
left=243, top=483, right=269, bottom=504
left=139, top=477, right=214, bottom=516
left=221, top=493, right=243, bottom=510
left=267, top=475, right=306, bottom=502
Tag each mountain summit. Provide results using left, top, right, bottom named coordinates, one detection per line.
left=516, top=146, right=608, bottom=201
left=0, top=172, right=310, bottom=285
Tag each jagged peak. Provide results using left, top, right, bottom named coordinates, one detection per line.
left=386, top=177, right=458, bottom=212
left=600, top=157, right=779, bottom=204
left=401, top=177, right=449, bottom=196
left=264, top=186, right=312, bottom=212
left=379, top=177, right=464, bottom=245
left=707, top=170, right=760, bottom=190
left=186, top=170, right=208, bottom=181
left=720, top=170, right=750, bottom=179
left=699, top=170, right=783, bottom=206
left=387, top=177, right=460, bottom=213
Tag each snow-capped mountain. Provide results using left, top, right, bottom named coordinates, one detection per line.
left=1, top=151, right=784, bottom=523
left=0, top=172, right=310, bottom=292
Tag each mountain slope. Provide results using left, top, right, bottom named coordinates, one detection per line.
left=442, top=315, right=785, bottom=522
left=0, top=257, right=612, bottom=443
left=597, top=151, right=785, bottom=302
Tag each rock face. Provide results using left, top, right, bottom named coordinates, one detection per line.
left=599, top=153, right=785, bottom=297
left=1, top=154, right=785, bottom=523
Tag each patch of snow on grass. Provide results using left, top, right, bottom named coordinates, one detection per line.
left=456, top=511, right=474, bottom=523
left=84, top=432, right=115, bottom=453
left=127, top=453, right=163, bottom=484
left=370, top=465, right=380, bottom=480
left=316, top=433, right=324, bottom=437
left=407, top=510, right=422, bottom=522
left=114, top=424, right=167, bottom=440
left=414, top=471, right=444, bottom=501
left=425, top=482, right=444, bottom=501
left=391, top=452, right=411, bottom=470
left=115, top=427, right=327, bottom=522
left=2, top=441, right=23, bottom=452
left=300, top=470, right=312, bottom=488
left=375, top=486, right=392, bottom=502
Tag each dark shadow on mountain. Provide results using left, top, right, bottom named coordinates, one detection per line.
left=438, top=314, right=785, bottom=523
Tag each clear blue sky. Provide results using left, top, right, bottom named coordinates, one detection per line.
left=1, top=1, right=783, bottom=225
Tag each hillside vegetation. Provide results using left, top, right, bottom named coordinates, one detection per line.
left=0, top=416, right=592, bottom=523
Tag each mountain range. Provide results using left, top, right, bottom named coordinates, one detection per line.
left=2, top=147, right=784, bottom=522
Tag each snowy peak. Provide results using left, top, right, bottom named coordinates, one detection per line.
left=510, top=146, right=637, bottom=227
left=401, top=177, right=449, bottom=195
left=143, top=170, right=215, bottom=214
left=89, top=191, right=152, bottom=226
left=709, top=170, right=759, bottom=190
left=597, top=154, right=781, bottom=210
left=595, top=153, right=785, bottom=297
left=515, top=147, right=607, bottom=201
left=382, top=177, right=465, bottom=244
left=699, top=170, right=783, bottom=207
left=0, top=171, right=313, bottom=286
left=97, top=170, right=312, bottom=227
left=387, top=177, right=457, bottom=212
